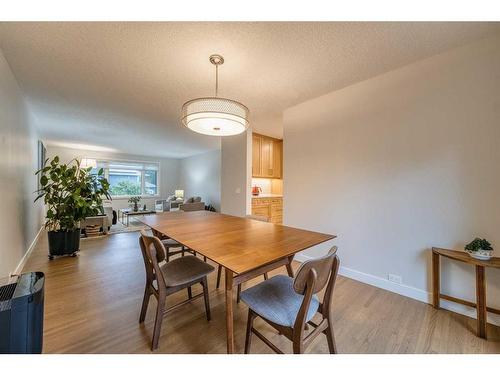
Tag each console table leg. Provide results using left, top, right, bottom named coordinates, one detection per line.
left=476, top=265, right=487, bottom=339
left=432, top=251, right=440, bottom=309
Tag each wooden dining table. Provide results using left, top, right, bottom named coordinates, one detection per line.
left=139, top=210, right=336, bottom=353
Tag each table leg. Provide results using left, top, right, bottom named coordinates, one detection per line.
left=476, top=265, right=487, bottom=339
left=126, top=214, right=129, bottom=227
left=286, top=255, right=295, bottom=278
left=432, top=251, right=440, bottom=309
left=225, top=269, right=235, bottom=354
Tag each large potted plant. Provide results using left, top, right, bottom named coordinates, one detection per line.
left=35, top=156, right=111, bottom=259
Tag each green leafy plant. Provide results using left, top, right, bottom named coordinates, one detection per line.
left=128, top=196, right=141, bottom=211
left=35, top=156, right=111, bottom=232
left=110, top=180, right=141, bottom=196
left=464, top=238, right=493, bottom=252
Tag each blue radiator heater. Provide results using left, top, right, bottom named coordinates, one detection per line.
left=0, top=272, right=45, bottom=354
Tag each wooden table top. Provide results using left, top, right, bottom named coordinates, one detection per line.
left=432, top=247, right=500, bottom=268
left=140, top=211, right=336, bottom=274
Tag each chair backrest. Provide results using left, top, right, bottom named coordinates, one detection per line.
left=140, top=230, right=167, bottom=262
left=139, top=230, right=168, bottom=289
left=293, top=246, right=339, bottom=295
left=245, top=214, right=269, bottom=222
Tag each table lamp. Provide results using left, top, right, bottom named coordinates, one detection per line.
left=175, top=190, right=184, bottom=200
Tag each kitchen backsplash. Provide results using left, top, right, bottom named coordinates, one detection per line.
left=252, top=178, right=283, bottom=195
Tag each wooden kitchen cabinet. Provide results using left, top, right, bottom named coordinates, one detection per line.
left=252, top=134, right=262, bottom=177
left=252, top=197, right=283, bottom=224
left=273, top=139, right=282, bottom=179
left=252, top=133, right=283, bottom=179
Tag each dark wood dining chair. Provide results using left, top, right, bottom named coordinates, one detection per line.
left=139, top=230, right=215, bottom=350
left=241, top=246, right=340, bottom=354
left=216, top=215, right=270, bottom=303
left=151, top=228, right=197, bottom=262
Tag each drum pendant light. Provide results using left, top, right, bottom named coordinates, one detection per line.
left=181, top=55, right=249, bottom=136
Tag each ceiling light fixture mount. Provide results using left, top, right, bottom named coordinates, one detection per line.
left=181, top=54, right=249, bottom=137
left=209, top=54, right=224, bottom=66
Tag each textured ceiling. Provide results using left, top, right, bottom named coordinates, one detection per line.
left=1, top=22, right=499, bottom=158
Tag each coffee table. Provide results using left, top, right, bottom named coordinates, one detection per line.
left=118, top=208, right=156, bottom=227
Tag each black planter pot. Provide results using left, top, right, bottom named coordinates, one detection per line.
left=47, top=229, right=81, bottom=259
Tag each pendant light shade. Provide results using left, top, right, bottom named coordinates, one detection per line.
left=181, top=97, right=249, bottom=136
left=181, top=55, right=249, bottom=136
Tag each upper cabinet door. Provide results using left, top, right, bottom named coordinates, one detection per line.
left=261, top=137, right=274, bottom=177
left=273, top=139, right=282, bottom=179
left=252, top=134, right=262, bottom=177
left=252, top=133, right=283, bottom=179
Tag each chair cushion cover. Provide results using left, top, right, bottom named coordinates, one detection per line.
left=160, top=256, right=214, bottom=287
left=161, top=238, right=183, bottom=248
left=240, top=275, right=320, bottom=327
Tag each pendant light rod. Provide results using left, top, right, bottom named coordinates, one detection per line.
left=209, top=54, right=224, bottom=98
left=215, top=63, right=218, bottom=97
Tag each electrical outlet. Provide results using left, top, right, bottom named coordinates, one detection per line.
left=388, top=274, right=402, bottom=284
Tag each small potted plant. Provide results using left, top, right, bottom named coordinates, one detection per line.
left=464, top=238, right=494, bottom=260
left=129, top=196, right=141, bottom=212
left=35, top=156, right=111, bottom=259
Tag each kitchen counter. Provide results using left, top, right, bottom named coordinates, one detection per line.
left=251, top=194, right=283, bottom=198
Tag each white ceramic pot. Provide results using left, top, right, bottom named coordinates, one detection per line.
left=466, top=248, right=493, bottom=260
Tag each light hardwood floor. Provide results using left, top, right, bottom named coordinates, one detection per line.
left=22, top=231, right=500, bottom=354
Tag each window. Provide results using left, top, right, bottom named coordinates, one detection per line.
left=90, top=159, right=160, bottom=198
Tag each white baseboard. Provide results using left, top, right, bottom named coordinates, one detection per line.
left=294, top=252, right=500, bottom=327
left=9, top=226, right=44, bottom=282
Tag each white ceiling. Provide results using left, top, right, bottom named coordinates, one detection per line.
left=1, top=22, right=499, bottom=158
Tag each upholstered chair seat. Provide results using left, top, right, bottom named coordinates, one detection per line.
left=161, top=238, right=183, bottom=247
left=160, top=256, right=214, bottom=287
left=240, top=275, right=319, bottom=327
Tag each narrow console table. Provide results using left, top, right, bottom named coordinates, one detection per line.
left=432, top=247, right=500, bottom=339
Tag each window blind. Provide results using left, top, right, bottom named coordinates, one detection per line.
left=95, top=160, right=159, bottom=171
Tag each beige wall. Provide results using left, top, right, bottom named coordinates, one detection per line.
left=221, top=130, right=252, bottom=216
left=46, top=146, right=181, bottom=211
left=283, top=34, right=500, bottom=324
left=0, top=49, right=44, bottom=280
left=179, top=150, right=221, bottom=211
